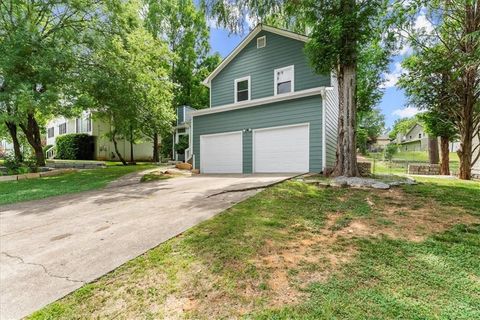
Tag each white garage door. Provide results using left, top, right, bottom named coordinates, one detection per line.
left=253, top=123, right=309, bottom=173
left=200, top=131, right=243, bottom=173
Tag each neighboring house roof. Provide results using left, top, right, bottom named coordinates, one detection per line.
left=404, top=123, right=423, bottom=139
left=202, top=24, right=309, bottom=87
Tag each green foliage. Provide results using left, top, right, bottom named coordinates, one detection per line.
left=389, top=117, right=417, bottom=140
left=55, top=134, right=94, bottom=160
left=357, top=108, right=385, bottom=154
left=174, top=135, right=189, bottom=154
left=417, top=111, right=458, bottom=140
left=144, top=0, right=220, bottom=110
left=2, top=151, right=37, bottom=174
left=384, top=143, right=398, bottom=161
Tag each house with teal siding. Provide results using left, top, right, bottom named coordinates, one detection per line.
left=184, top=24, right=339, bottom=174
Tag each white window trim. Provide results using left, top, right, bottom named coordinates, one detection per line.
left=257, top=36, right=266, bottom=48
left=234, top=76, right=251, bottom=103
left=274, top=65, right=294, bottom=96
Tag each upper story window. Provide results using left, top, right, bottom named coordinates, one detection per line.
left=234, top=76, right=250, bottom=103
left=59, top=123, right=67, bottom=135
left=274, top=65, right=294, bottom=95
left=257, top=36, right=266, bottom=48
left=47, top=127, right=54, bottom=138
left=87, top=116, right=92, bottom=132
left=418, top=133, right=422, bottom=139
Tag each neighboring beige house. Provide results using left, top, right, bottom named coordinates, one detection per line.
left=368, top=135, right=390, bottom=152
left=396, top=123, right=429, bottom=152
left=46, top=112, right=155, bottom=161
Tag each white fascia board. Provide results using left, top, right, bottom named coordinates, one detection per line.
left=202, top=24, right=309, bottom=87
left=191, top=87, right=327, bottom=117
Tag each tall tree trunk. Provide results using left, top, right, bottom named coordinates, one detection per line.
left=5, top=121, right=23, bottom=162
left=129, top=127, right=135, bottom=165
left=153, top=132, right=159, bottom=163
left=458, top=121, right=473, bottom=180
left=19, top=112, right=45, bottom=166
left=440, top=136, right=450, bottom=175
left=111, top=131, right=127, bottom=165
left=428, top=136, right=439, bottom=164
left=333, top=64, right=359, bottom=177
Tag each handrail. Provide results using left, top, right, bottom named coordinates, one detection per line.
left=46, top=145, right=56, bottom=159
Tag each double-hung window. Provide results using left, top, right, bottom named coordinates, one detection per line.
left=234, top=76, right=250, bottom=103
left=274, top=65, right=294, bottom=95
left=59, top=123, right=67, bottom=135
left=47, top=127, right=54, bottom=138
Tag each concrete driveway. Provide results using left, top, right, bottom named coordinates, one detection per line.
left=0, top=173, right=294, bottom=319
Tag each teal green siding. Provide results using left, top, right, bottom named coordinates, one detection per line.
left=193, top=95, right=323, bottom=173
left=211, top=31, right=330, bottom=107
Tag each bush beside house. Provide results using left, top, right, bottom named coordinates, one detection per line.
left=56, top=134, right=95, bottom=160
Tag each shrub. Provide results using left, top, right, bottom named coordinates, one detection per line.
left=174, top=135, right=189, bottom=155
left=56, top=134, right=95, bottom=160
left=384, top=143, right=398, bottom=161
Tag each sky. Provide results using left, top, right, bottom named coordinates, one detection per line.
left=207, top=16, right=432, bottom=130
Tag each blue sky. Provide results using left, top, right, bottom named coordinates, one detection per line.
left=208, top=27, right=418, bottom=130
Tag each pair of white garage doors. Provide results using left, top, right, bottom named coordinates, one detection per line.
left=200, top=123, right=309, bottom=173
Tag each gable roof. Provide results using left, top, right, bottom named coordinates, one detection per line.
left=203, top=24, right=309, bottom=87
left=404, top=123, right=423, bottom=137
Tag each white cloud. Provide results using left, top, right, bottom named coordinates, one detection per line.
left=392, top=106, right=421, bottom=118
left=381, top=62, right=405, bottom=88
left=414, top=13, right=434, bottom=33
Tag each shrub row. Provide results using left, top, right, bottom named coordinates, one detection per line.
left=56, top=134, right=95, bottom=160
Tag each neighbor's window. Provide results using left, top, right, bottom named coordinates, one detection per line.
left=275, top=65, right=294, bottom=95
left=47, top=127, right=54, bottom=138
left=234, top=76, right=250, bottom=103
left=59, top=123, right=67, bottom=135
left=418, top=133, right=422, bottom=139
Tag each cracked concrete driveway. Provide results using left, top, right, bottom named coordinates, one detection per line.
left=0, top=173, right=294, bottom=319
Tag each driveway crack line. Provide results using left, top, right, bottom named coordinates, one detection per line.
left=1, top=252, right=85, bottom=284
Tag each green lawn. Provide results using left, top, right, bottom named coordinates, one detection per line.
left=29, top=177, right=480, bottom=319
left=366, top=151, right=460, bottom=175
left=0, top=164, right=155, bottom=205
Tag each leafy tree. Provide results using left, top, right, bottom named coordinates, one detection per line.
left=418, top=111, right=458, bottom=174
left=144, top=0, right=214, bottom=109
left=397, top=0, right=479, bottom=179
left=0, top=0, right=100, bottom=166
left=389, top=117, right=418, bottom=141
left=357, top=108, right=385, bottom=154
left=203, top=0, right=396, bottom=176
left=83, top=1, right=175, bottom=165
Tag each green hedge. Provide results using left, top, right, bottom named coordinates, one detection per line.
left=56, top=134, right=95, bottom=160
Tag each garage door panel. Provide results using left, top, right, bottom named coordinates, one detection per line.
left=200, top=132, right=243, bottom=173
left=254, top=124, right=309, bottom=173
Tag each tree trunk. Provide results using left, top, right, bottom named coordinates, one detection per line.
left=440, top=136, right=450, bottom=175
left=333, top=64, right=359, bottom=177
left=153, top=132, right=159, bottom=163
left=5, top=121, right=23, bottom=162
left=458, top=123, right=473, bottom=180
left=129, top=127, right=135, bottom=165
left=111, top=131, right=127, bottom=165
left=428, top=136, right=439, bottom=164
left=19, top=113, right=45, bottom=167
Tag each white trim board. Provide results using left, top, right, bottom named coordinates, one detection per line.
left=203, top=24, right=309, bottom=87
left=191, top=87, right=327, bottom=117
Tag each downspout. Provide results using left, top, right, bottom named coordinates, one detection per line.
left=320, top=87, right=327, bottom=172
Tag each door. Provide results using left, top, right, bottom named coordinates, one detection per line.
left=253, top=123, right=309, bottom=173
left=200, top=131, right=243, bottom=173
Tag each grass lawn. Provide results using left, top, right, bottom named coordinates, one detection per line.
left=29, top=177, right=480, bottom=319
left=366, top=151, right=460, bottom=175
left=0, top=164, right=156, bottom=205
